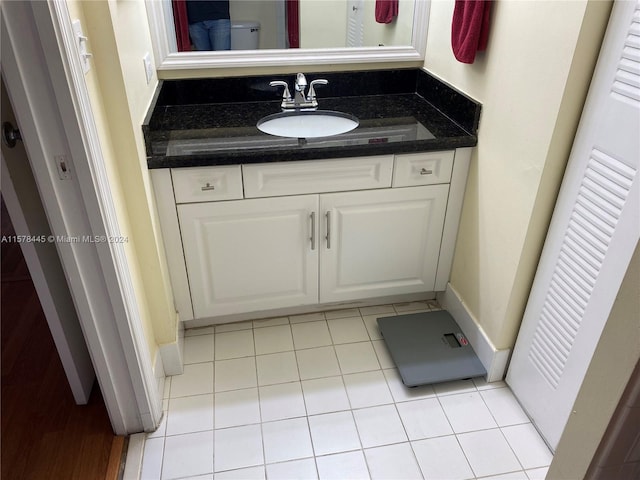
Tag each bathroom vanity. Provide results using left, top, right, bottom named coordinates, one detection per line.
left=145, top=69, right=480, bottom=327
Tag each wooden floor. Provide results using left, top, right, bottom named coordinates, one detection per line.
left=1, top=201, right=125, bottom=480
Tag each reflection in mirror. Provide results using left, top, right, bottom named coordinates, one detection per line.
left=146, top=0, right=429, bottom=69
left=181, top=1, right=233, bottom=51
left=162, top=118, right=434, bottom=156
left=171, top=0, right=415, bottom=52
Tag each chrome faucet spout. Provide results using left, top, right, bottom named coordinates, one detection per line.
left=294, top=73, right=308, bottom=104
left=295, top=73, right=308, bottom=91
left=270, top=73, right=328, bottom=110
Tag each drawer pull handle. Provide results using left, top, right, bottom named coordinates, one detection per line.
left=201, top=182, right=216, bottom=191
left=310, top=212, right=316, bottom=251
left=420, top=168, right=433, bottom=175
left=325, top=211, right=331, bottom=249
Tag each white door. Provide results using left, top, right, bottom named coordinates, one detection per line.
left=179, top=195, right=319, bottom=317
left=1, top=80, right=95, bottom=404
left=507, top=0, right=640, bottom=451
left=346, top=0, right=364, bottom=47
left=320, top=185, right=449, bottom=303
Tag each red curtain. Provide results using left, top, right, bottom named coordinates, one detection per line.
left=286, top=0, right=299, bottom=48
left=172, top=0, right=191, bottom=52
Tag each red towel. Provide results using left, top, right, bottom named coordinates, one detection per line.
left=451, top=0, right=492, bottom=64
left=375, top=0, right=398, bottom=24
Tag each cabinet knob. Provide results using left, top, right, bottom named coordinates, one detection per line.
left=201, top=182, right=216, bottom=191
left=420, top=168, right=433, bottom=175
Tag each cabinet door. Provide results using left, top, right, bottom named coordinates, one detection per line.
left=178, top=195, right=319, bottom=317
left=320, top=185, right=449, bottom=303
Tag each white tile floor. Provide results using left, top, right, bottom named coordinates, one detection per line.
left=139, top=302, right=553, bottom=480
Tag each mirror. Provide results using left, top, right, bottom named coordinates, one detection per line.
left=146, top=0, right=430, bottom=70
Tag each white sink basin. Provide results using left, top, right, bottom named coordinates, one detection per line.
left=257, top=110, right=359, bottom=138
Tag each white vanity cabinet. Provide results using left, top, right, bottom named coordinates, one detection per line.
left=151, top=149, right=471, bottom=323
left=319, top=185, right=449, bottom=303
left=178, top=195, right=320, bottom=318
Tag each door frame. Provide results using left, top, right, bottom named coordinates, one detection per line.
left=1, top=1, right=162, bottom=434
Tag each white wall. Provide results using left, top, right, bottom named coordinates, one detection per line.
left=424, top=0, right=612, bottom=349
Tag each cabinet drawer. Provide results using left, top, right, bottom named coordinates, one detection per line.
left=243, top=155, right=394, bottom=198
left=172, top=165, right=243, bottom=203
left=393, top=151, right=454, bottom=187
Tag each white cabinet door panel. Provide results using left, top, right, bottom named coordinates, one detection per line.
left=320, top=185, right=449, bottom=303
left=178, top=195, right=319, bottom=317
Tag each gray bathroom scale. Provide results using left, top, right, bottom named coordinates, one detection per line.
left=377, top=310, right=486, bottom=387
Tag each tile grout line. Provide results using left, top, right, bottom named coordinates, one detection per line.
left=349, top=311, right=392, bottom=480
left=157, top=372, right=174, bottom=480
left=476, top=383, right=535, bottom=473
left=211, top=340, right=217, bottom=475
left=391, top=395, right=425, bottom=479
left=434, top=382, right=477, bottom=477
left=287, top=317, right=321, bottom=480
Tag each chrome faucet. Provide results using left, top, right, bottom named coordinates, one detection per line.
left=294, top=73, right=308, bottom=104
left=269, top=73, right=328, bottom=110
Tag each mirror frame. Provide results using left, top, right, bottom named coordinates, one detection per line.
left=145, top=0, right=430, bottom=71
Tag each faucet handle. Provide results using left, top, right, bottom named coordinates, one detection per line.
left=308, top=79, right=329, bottom=101
left=269, top=80, right=292, bottom=101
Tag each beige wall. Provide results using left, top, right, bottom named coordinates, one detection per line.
left=300, top=1, right=348, bottom=48
left=424, top=0, right=612, bottom=349
left=548, top=241, right=640, bottom=479
left=67, top=1, right=177, bottom=354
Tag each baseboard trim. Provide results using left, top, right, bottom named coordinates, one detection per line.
left=184, top=292, right=436, bottom=329
left=122, top=433, right=145, bottom=480
left=437, top=284, right=511, bottom=382
left=159, top=314, right=184, bottom=376
left=152, top=349, right=166, bottom=410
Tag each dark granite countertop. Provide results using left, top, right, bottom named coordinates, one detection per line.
left=144, top=69, right=480, bottom=169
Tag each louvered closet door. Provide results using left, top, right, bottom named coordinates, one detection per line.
left=506, top=0, right=640, bottom=451
left=346, top=0, right=364, bottom=47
